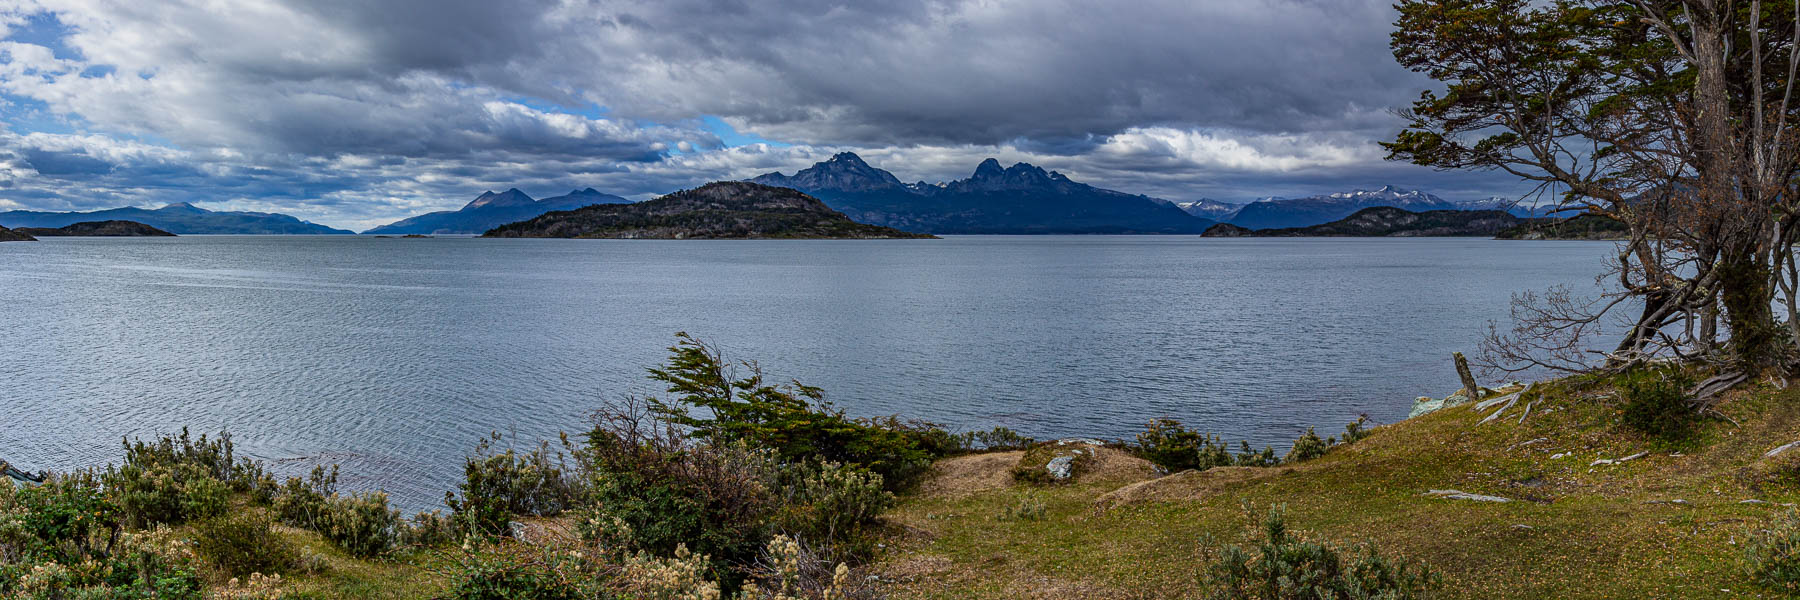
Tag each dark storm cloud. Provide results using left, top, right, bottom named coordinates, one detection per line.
left=0, top=0, right=1524, bottom=229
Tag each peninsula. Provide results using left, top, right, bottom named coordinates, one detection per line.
left=17, top=220, right=176, bottom=237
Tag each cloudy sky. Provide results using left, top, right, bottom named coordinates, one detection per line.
left=0, top=0, right=1533, bottom=230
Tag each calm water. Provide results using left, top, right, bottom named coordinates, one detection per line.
left=0, top=235, right=1610, bottom=510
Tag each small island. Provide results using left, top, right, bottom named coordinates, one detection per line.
left=483, top=181, right=935, bottom=239
left=1494, top=212, right=1629, bottom=240
left=16, top=220, right=176, bottom=237
left=0, top=225, right=35, bottom=242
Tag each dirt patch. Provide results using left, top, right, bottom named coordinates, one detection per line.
left=1080, top=447, right=1160, bottom=487
left=1093, top=466, right=1283, bottom=512
left=921, top=451, right=1025, bottom=497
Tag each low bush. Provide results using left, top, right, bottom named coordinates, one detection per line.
left=1201, top=504, right=1440, bottom=599
left=1619, top=367, right=1697, bottom=440
left=318, top=491, right=401, bottom=558
left=446, top=433, right=583, bottom=538
left=1746, top=509, right=1800, bottom=594
left=1136, top=419, right=1279, bottom=472
left=998, top=491, right=1047, bottom=522
left=769, top=460, right=893, bottom=553
left=400, top=509, right=457, bottom=548
left=445, top=544, right=594, bottom=600
left=1283, top=427, right=1330, bottom=463
left=955, top=426, right=1035, bottom=452
left=192, top=511, right=297, bottom=578
left=273, top=465, right=338, bottom=531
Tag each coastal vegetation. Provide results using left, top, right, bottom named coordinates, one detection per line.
left=0, top=226, right=34, bottom=242
left=8, top=335, right=1800, bottom=598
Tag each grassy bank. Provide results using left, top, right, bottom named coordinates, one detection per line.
left=6, top=348, right=1799, bottom=598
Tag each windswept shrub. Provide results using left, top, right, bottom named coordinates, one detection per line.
left=192, top=512, right=297, bottom=578
left=1283, top=427, right=1330, bottom=464
left=956, top=427, right=1035, bottom=452
left=446, top=433, right=583, bottom=537
left=1135, top=419, right=1278, bottom=472
left=1339, top=415, right=1373, bottom=445
left=1620, top=367, right=1697, bottom=440
left=644, top=332, right=943, bottom=492
left=445, top=543, right=592, bottom=600
left=1746, top=509, right=1800, bottom=593
left=581, top=398, right=778, bottom=585
left=1202, top=504, right=1440, bottom=599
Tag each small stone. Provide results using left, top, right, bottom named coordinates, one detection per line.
left=1046, top=455, right=1077, bottom=480
left=1425, top=489, right=1512, bottom=503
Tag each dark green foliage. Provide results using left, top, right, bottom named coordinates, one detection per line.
left=1620, top=368, right=1696, bottom=440
left=1284, top=428, right=1330, bottom=464
left=446, top=433, right=582, bottom=537
left=1134, top=419, right=1280, bottom=472
left=580, top=410, right=775, bottom=586
left=273, top=465, right=339, bottom=530
left=955, top=427, right=1035, bottom=452
left=1202, top=505, right=1440, bottom=599
left=1746, top=509, right=1800, bottom=594
left=192, top=512, right=297, bottom=578
left=1340, top=416, right=1373, bottom=445
left=643, top=332, right=941, bottom=492
left=0, top=475, right=205, bottom=599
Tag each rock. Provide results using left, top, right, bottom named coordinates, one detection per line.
left=1589, top=452, right=1648, bottom=467
left=1046, top=456, right=1077, bottom=480
left=1643, top=499, right=1689, bottom=505
left=1425, top=489, right=1512, bottom=503
left=1409, top=397, right=1444, bottom=418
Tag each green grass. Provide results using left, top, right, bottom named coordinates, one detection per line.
left=875, top=372, right=1800, bottom=599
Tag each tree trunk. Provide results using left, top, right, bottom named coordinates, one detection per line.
left=1454, top=352, right=1480, bottom=400
left=1719, top=250, right=1782, bottom=371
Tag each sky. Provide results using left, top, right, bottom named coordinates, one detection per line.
left=0, top=0, right=1536, bottom=231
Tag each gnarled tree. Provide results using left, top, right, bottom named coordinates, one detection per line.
left=1388, top=0, right=1800, bottom=382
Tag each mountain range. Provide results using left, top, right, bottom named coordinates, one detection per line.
left=485, top=181, right=932, bottom=239
left=363, top=188, right=629, bottom=234
left=751, top=153, right=1212, bottom=234
left=1188, top=187, right=1547, bottom=230
left=0, top=203, right=352, bottom=234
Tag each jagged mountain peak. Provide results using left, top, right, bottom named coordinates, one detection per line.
left=972, top=158, right=1005, bottom=179
left=464, top=188, right=535, bottom=210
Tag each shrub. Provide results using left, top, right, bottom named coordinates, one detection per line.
left=1135, top=419, right=1281, bottom=472
left=581, top=399, right=778, bottom=586
left=1620, top=368, right=1697, bottom=440
left=106, top=430, right=279, bottom=528
left=446, top=433, right=583, bottom=538
left=318, top=492, right=401, bottom=558
left=1202, top=505, right=1440, bottom=599
left=1283, top=427, right=1330, bottom=464
left=192, top=512, right=297, bottom=578
left=1339, top=415, right=1373, bottom=445
left=273, top=465, right=339, bottom=530
left=643, top=332, right=944, bottom=492
left=956, top=427, right=1035, bottom=452
left=400, top=509, right=457, bottom=549
left=998, top=491, right=1047, bottom=522
left=445, top=544, right=592, bottom=600
left=769, top=461, right=893, bottom=552
left=1746, top=509, right=1800, bottom=593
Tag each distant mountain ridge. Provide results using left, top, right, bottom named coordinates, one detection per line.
left=750, top=153, right=1212, bottom=234
left=365, top=187, right=630, bottom=234
left=1202, top=206, right=1532, bottom=237
left=485, top=181, right=932, bottom=239
left=0, top=203, right=351, bottom=234
left=1223, top=187, right=1545, bottom=229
